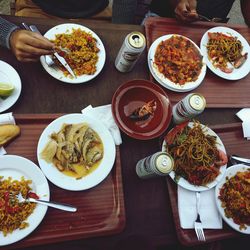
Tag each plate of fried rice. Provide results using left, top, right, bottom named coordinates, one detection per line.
left=41, top=23, right=106, bottom=84
left=215, top=164, right=250, bottom=234
left=0, top=155, right=50, bottom=246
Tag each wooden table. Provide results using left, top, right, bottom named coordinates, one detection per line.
left=0, top=15, right=249, bottom=250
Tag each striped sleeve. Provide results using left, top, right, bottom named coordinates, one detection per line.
left=0, top=16, right=20, bottom=49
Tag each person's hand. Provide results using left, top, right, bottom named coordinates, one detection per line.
left=175, top=0, right=199, bottom=22
left=9, top=29, right=54, bottom=62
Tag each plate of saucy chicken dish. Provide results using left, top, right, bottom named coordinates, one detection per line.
left=41, top=23, right=106, bottom=84
left=200, top=27, right=250, bottom=80
left=0, top=155, right=49, bottom=246
left=112, top=79, right=172, bottom=140
left=148, top=34, right=206, bottom=92
left=215, top=164, right=250, bottom=234
left=162, top=121, right=228, bottom=192
left=37, top=113, right=116, bottom=191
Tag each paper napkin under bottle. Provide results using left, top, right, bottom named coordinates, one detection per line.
left=178, top=186, right=222, bottom=229
left=0, top=112, right=16, bottom=155
left=236, top=108, right=250, bottom=140
left=81, top=104, right=122, bottom=145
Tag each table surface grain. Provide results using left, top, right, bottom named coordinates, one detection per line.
left=0, top=15, right=247, bottom=250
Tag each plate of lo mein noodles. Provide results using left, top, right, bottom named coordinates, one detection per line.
left=200, top=26, right=250, bottom=80
left=162, top=121, right=227, bottom=192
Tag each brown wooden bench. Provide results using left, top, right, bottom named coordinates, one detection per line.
left=10, top=0, right=154, bottom=24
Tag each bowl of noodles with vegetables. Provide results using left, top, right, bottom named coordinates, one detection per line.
left=162, top=121, right=228, bottom=191
left=200, top=26, right=250, bottom=80
left=41, top=23, right=106, bottom=84
left=215, top=164, right=250, bottom=234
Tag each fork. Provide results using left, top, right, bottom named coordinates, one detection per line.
left=197, top=14, right=223, bottom=23
left=194, top=192, right=206, bottom=241
left=23, top=23, right=76, bottom=78
left=22, top=23, right=54, bottom=66
left=28, top=24, right=55, bottom=66
left=14, top=192, right=77, bottom=212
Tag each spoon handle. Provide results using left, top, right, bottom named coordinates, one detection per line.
left=28, top=197, right=77, bottom=212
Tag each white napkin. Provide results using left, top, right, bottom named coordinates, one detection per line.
left=178, top=186, right=222, bottom=229
left=81, top=105, right=122, bottom=145
left=236, top=108, right=250, bottom=140
left=0, top=147, right=7, bottom=155
left=236, top=108, right=250, bottom=121
left=0, top=112, right=16, bottom=155
left=242, top=121, right=250, bottom=140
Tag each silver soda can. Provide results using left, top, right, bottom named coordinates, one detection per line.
left=115, top=31, right=146, bottom=72
left=136, top=152, right=174, bottom=179
left=172, top=93, right=206, bottom=124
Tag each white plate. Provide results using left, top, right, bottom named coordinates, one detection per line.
left=200, top=26, right=250, bottom=80
left=41, top=23, right=106, bottom=84
left=162, top=122, right=227, bottom=192
left=215, top=164, right=250, bottom=234
left=37, top=113, right=116, bottom=191
left=0, top=155, right=50, bottom=246
left=148, top=34, right=206, bottom=92
left=0, top=60, right=22, bottom=113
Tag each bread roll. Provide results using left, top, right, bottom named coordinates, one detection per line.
left=0, top=124, right=20, bottom=146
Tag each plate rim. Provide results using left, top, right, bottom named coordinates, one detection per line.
left=0, top=60, right=22, bottom=113
left=112, top=79, right=172, bottom=140
left=0, top=154, right=50, bottom=246
left=215, top=164, right=250, bottom=234
left=40, top=23, right=106, bottom=84
left=200, top=26, right=250, bottom=80
left=148, top=34, right=207, bottom=92
left=162, top=122, right=227, bottom=192
left=37, top=113, right=116, bottom=191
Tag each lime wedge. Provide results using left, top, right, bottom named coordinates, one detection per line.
left=0, top=83, right=15, bottom=97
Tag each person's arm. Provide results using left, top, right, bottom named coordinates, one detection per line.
left=0, top=16, right=54, bottom=62
left=241, top=0, right=250, bottom=26
left=9, top=30, right=54, bottom=62
left=174, top=0, right=198, bottom=22
left=0, top=16, right=20, bottom=49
